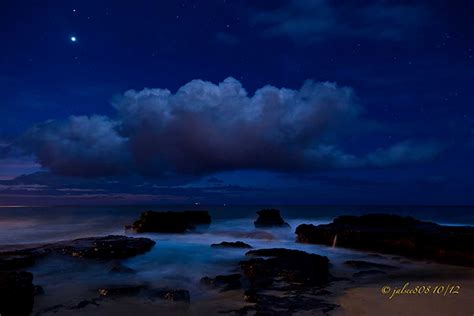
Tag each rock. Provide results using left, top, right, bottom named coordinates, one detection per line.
left=241, top=248, right=329, bottom=286
left=201, top=273, right=242, bottom=291
left=151, top=289, right=190, bottom=302
left=0, top=247, right=48, bottom=271
left=344, top=260, right=398, bottom=270
left=0, top=271, right=35, bottom=316
left=130, top=210, right=211, bottom=233
left=54, top=235, right=155, bottom=260
left=254, top=209, right=289, bottom=228
left=0, top=236, right=155, bottom=274
left=211, top=241, right=252, bottom=249
left=98, top=284, right=147, bottom=297
left=0, top=253, right=37, bottom=271
left=296, top=214, right=474, bottom=267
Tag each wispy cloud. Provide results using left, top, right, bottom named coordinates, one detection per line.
left=251, top=0, right=430, bottom=43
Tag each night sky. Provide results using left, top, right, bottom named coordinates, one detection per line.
left=1, top=0, right=473, bottom=205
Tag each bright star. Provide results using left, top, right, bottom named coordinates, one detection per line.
left=70, top=36, right=77, bottom=42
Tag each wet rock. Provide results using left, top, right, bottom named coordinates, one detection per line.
left=211, top=241, right=252, bottom=249
left=98, top=284, right=147, bottom=297
left=0, top=271, right=35, bottom=316
left=344, top=260, right=398, bottom=270
left=56, top=235, right=155, bottom=259
left=151, top=289, right=190, bottom=302
left=201, top=273, right=242, bottom=291
left=254, top=209, right=289, bottom=228
left=0, top=247, right=48, bottom=271
left=241, top=248, right=330, bottom=286
left=130, top=210, right=211, bottom=233
left=296, top=214, right=474, bottom=267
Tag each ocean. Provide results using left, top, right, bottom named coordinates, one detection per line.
left=1, top=204, right=472, bottom=312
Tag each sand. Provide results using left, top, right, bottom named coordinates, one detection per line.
left=330, top=262, right=474, bottom=316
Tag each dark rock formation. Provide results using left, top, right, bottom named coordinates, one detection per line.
left=210, top=241, right=252, bottom=249
left=201, top=273, right=242, bottom=291
left=129, top=210, right=211, bottom=233
left=0, top=246, right=49, bottom=271
left=0, top=271, right=35, bottom=316
left=241, top=248, right=329, bottom=286
left=150, top=289, right=190, bottom=302
left=98, top=284, right=148, bottom=297
left=344, top=260, right=398, bottom=270
left=296, top=214, right=474, bottom=267
left=56, top=235, right=156, bottom=259
left=0, top=235, right=155, bottom=269
left=254, top=209, right=289, bottom=228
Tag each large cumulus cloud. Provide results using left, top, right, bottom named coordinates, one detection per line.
left=16, top=77, right=441, bottom=177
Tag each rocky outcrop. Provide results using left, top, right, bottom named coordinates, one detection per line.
left=296, top=214, right=474, bottom=267
left=129, top=211, right=211, bottom=233
left=254, top=209, right=289, bottom=228
left=211, top=241, right=252, bottom=249
left=223, top=248, right=333, bottom=314
left=201, top=273, right=242, bottom=291
left=0, top=235, right=155, bottom=272
left=0, top=271, right=35, bottom=316
left=55, top=235, right=155, bottom=259
left=241, top=248, right=329, bottom=286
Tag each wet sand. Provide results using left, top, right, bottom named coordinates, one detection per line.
left=330, top=261, right=474, bottom=316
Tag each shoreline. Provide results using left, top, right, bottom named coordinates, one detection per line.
left=1, top=211, right=473, bottom=315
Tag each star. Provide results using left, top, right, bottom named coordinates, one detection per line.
left=70, top=36, right=77, bottom=42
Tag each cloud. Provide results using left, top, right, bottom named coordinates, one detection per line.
left=14, top=77, right=441, bottom=178
left=251, top=0, right=429, bottom=42
left=19, top=115, right=129, bottom=176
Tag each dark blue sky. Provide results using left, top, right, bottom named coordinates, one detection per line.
left=0, top=0, right=473, bottom=205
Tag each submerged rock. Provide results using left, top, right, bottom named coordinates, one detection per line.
left=0, top=271, right=35, bottom=316
left=129, top=210, right=211, bottom=233
left=211, top=241, right=252, bottom=249
left=254, top=209, right=289, bottom=228
left=296, top=214, right=474, bottom=267
left=201, top=273, right=242, bottom=291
